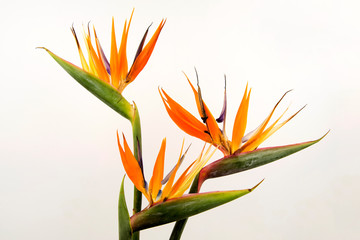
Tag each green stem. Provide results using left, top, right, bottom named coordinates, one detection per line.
left=130, top=103, right=142, bottom=240
left=169, top=174, right=200, bottom=240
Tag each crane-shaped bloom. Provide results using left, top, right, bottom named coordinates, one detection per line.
left=71, top=10, right=165, bottom=93
left=159, top=74, right=304, bottom=156
left=117, top=132, right=215, bottom=205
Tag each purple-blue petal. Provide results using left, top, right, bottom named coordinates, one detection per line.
left=98, top=42, right=111, bottom=74
left=216, top=76, right=227, bottom=124
left=132, top=24, right=151, bottom=65
left=161, top=144, right=190, bottom=185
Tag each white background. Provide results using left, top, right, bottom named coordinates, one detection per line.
left=1, top=0, right=359, bottom=239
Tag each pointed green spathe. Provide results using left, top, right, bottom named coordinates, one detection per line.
left=130, top=181, right=261, bottom=232
left=197, top=134, right=327, bottom=190
left=41, top=48, right=134, bottom=120
left=118, top=176, right=133, bottom=240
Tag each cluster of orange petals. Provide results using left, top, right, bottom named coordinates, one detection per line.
left=117, top=132, right=215, bottom=205
left=71, top=10, right=165, bottom=93
left=160, top=74, right=304, bottom=156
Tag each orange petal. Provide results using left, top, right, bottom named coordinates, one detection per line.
left=231, top=84, right=251, bottom=152
left=148, top=138, right=166, bottom=203
left=126, top=19, right=166, bottom=82
left=117, top=132, right=148, bottom=199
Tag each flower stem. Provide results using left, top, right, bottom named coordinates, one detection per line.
left=130, top=104, right=142, bottom=240
left=132, top=189, right=142, bottom=240
left=169, top=174, right=200, bottom=240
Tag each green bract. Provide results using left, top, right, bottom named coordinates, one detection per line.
left=130, top=181, right=261, bottom=232
left=197, top=134, right=327, bottom=190
left=41, top=48, right=134, bottom=120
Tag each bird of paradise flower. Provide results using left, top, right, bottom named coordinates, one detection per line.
left=117, top=132, right=215, bottom=206
left=159, top=72, right=305, bottom=156
left=69, top=10, right=165, bottom=93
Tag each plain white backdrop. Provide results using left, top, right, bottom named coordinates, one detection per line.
left=1, top=0, right=359, bottom=239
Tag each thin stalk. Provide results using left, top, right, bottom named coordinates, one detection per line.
left=169, top=174, right=199, bottom=240
left=130, top=104, right=142, bottom=240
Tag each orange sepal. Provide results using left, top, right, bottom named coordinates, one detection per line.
left=118, top=11, right=134, bottom=87
left=110, top=18, right=120, bottom=87
left=160, top=89, right=209, bottom=134
left=82, top=29, right=98, bottom=76
left=117, top=132, right=148, bottom=200
left=93, top=27, right=111, bottom=84
left=231, top=84, right=251, bottom=152
left=203, top=103, right=222, bottom=145
left=167, top=160, right=196, bottom=199
left=126, top=19, right=166, bottom=82
left=184, top=73, right=205, bottom=119
left=148, top=138, right=166, bottom=203
left=71, top=27, right=90, bottom=72
left=169, top=145, right=215, bottom=198
left=159, top=88, right=211, bottom=142
left=185, top=75, right=222, bottom=144
left=160, top=142, right=184, bottom=201
left=240, top=91, right=291, bottom=152
left=84, top=29, right=110, bottom=83
left=241, top=105, right=304, bottom=152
